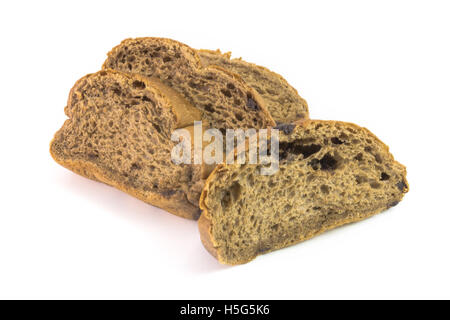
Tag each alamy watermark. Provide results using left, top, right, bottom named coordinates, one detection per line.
left=171, top=121, right=280, bottom=175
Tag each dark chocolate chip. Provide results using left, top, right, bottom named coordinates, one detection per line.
left=274, top=123, right=296, bottom=135
left=246, top=97, right=259, bottom=110
left=193, top=209, right=202, bottom=220
left=388, top=201, right=399, bottom=208
left=257, top=244, right=271, bottom=254
left=160, top=189, right=177, bottom=197
left=88, top=153, right=99, bottom=160
left=396, top=180, right=408, bottom=192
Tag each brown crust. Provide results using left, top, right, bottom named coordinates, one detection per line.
left=198, top=119, right=409, bottom=264
left=103, top=37, right=204, bottom=70
left=198, top=163, right=227, bottom=262
left=197, top=213, right=219, bottom=260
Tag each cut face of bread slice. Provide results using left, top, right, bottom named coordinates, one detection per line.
left=103, top=38, right=275, bottom=131
left=199, top=120, right=409, bottom=264
left=51, top=70, right=205, bottom=219
left=198, top=49, right=309, bottom=123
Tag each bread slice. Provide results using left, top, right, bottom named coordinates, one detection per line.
left=103, top=38, right=275, bottom=130
left=199, top=120, right=409, bottom=264
left=50, top=70, right=207, bottom=219
left=198, top=49, right=309, bottom=123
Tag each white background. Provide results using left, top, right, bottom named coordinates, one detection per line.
left=0, top=0, right=449, bottom=299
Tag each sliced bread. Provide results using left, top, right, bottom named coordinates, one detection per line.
left=199, top=120, right=409, bottom=264
left=103, top=38, right=276, bottom=130
left=51, top=70, right=205, bottom=219
left=198, top=49, right=309, bottom=123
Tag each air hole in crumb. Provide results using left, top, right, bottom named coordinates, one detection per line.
left=163, top=56, right=172, bottom=63
left=230, top=182, right=242, bottom=201
left=221, top=89, right=232, bottom=98
left=130, top=163, right=141, bottom=170
left=153, top=124, right=162, bottom=133
left=132, top=80, right=146, bottom=89
left=370, top=182, right=381, bottom=189
left=340, top=133, right=349, bottom=140
left=381, top=172, right=390, bottom=181
left=271, top=224, right=280, bottom=231
left=221, top=191, right=231, bottom=209
left=355, top=175, right=367, bottom=184
left=320, top=185, right=330, bottom=194
left=319, top=153, right=338, bottom=171
left=309, top=159, right=320, bottom=171
left=204, top=104, right=214, bottom=113
left=282, top=204, right=292, bottom=214
left=279, top=141, right=321, bottom=161
left=331, top=137, right=344, bottom=145
left=227, top=83, right=235, bottom=90
left=188, top=81, right=198, bottom=89
left=375, top=154, right=383, bottom=163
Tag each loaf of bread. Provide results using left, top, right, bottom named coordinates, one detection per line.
left=50, top=70, right=206, bottom=219
left=198, top=49, right=309, bottom=123
left=103, top=38, right=275, bottom=131
left=199, top=120, right=409, bottom=264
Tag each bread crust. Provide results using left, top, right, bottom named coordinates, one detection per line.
left=198, top=119, right=409, bottom=264
left=198, top=213, right=219, bottom=260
